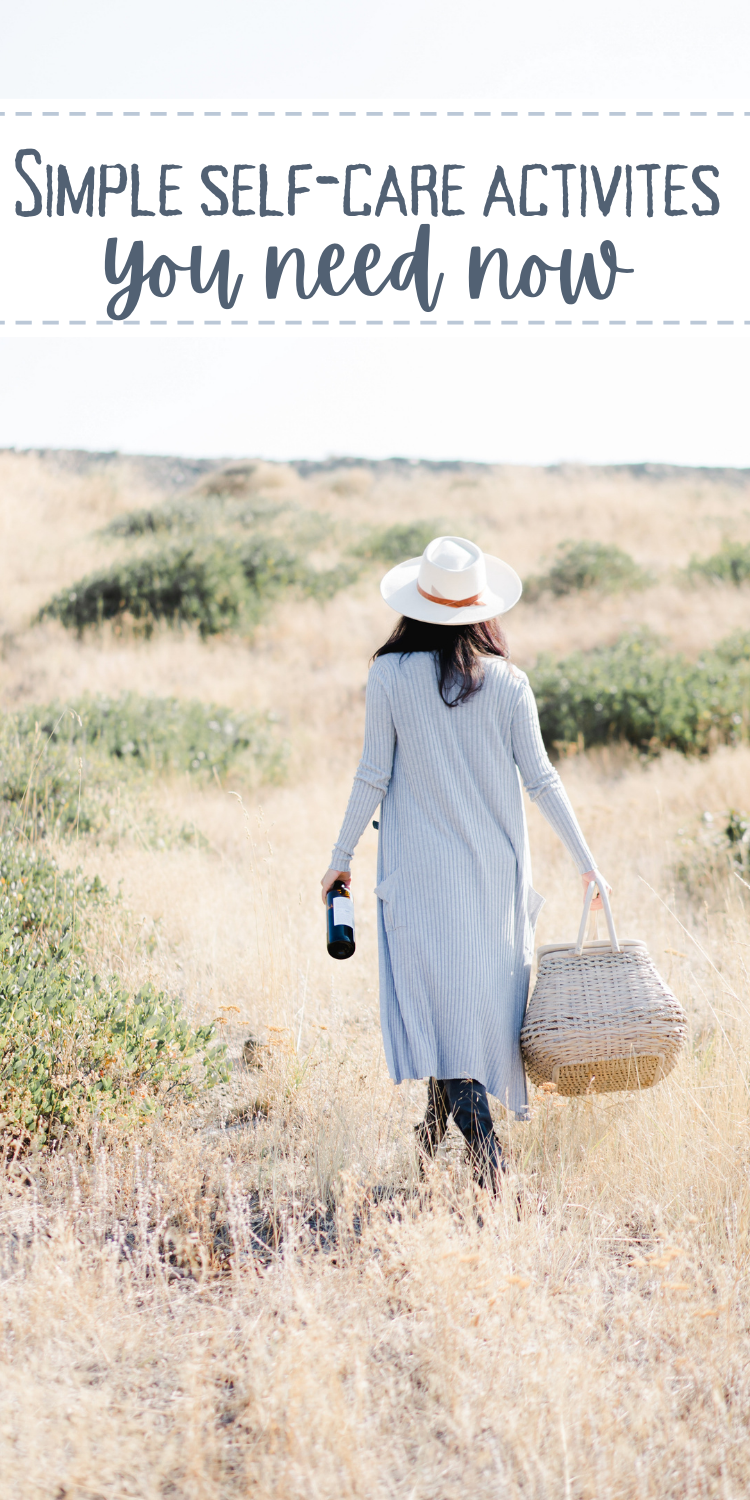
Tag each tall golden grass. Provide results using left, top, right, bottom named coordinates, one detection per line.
left=1, top=451, right=750, bottom=1499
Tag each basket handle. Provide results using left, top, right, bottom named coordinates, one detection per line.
left=575, top=875, right=621, bottom=955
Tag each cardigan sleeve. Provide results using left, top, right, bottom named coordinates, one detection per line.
left=330, top=665, right=396, bottom=871
left=510, top=678, right=596, bottom=874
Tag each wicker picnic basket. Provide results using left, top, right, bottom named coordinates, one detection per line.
left=520, top=879, right=687, bottom=1096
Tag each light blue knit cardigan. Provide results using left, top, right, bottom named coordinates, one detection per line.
left=332, top=652, right=595, bottom=1113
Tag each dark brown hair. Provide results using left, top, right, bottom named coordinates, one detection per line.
left=373, top=615, right=510, bottom=707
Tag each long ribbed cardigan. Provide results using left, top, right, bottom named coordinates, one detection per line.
left=331, top=652, right=595, bottom=1114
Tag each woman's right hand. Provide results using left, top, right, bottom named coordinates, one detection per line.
left=581, top=870, right=611, bottom=911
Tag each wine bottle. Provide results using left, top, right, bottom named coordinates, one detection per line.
left=326, top=880, right=355, bottom=960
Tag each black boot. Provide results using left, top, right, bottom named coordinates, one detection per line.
left=464, top=1131, right=507, bottom=1193
left=414, top=1077, right=450, bottom=1174
left=443, top=1078, right=507, bottom=1195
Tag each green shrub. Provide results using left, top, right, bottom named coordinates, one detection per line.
left=529, top=630, right=750, bottom=755
left=524, top=540, right=653, bottom=601
left=103, top=495, right=287, bottom=538
left=0, top=834, right=227, bottom=1146
left=709, top=630, right=750, bottom=666
left=0, top=943, right=227, bottom=1146
left=1, top=834, right=105, bottom=944
left=39, top=535, right=359, bottom=639
left=675, top=808, right=750, bottom=901
left=1, top=695, right=285, bottom=839
left=15, top=694, right=284, bottom=778
left=686, top=540, right=750, bottom=586
left=726, top=808, right=750, bottom=874
left=104, top=500, right=201, bottom=537
left=0, top=718, right=111, bottom=839
left=39, top=540, right=254, bottom=638
left=352, top=521, right=441, bottom=564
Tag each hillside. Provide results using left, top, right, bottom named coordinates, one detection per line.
left=1, top=450, right=749, bottom=1499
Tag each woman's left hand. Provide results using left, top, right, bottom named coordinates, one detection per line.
left=321, top=868, right=351, bottom=904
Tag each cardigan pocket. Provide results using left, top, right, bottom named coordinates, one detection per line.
left=374, top=870, right=407, bottom=932
left=527, top=886, right=545, bottom=929
left=523, top=885, right=545, bottom=963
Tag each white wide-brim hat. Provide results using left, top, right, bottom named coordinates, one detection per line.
left=381, top=535, right=522, bottom=625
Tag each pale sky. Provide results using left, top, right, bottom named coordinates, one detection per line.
left=1, top=0, right=748, bottom=464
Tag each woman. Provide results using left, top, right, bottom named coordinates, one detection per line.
left=321, top=535, right=606, bottom=1190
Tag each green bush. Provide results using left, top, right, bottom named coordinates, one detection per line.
left=39, top=540, right=254, bottom=638
left=675, top=808, right=750, bottom=901
left=15, top=694, right=284, bottom=778
left=0, top=719, right=110, bottom=839
left=39, top=535, right=359, bottom=639
left=686, top=540, right=750, bottom=586
left=103, top=495, right=287, bottom=538
left=1, top=835, right=105, bottom=946
left=726, top=808, right=750, bottom=875
left=529, top=630, right=750, bottom=755
left=0, top=949, right=227, bottom=1145
left=1, top=694, right=285, bottom=839
left=524, top=540, right=653, bottom=601
left=352, top=521, right=441, bottom=564
left=709, top=630, right=750, bottom=667
left=0, top=834, right=227, bottom=1146
left=0, top=942, right=226, bottom=1140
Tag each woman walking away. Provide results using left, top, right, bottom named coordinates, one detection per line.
left=321, top=535, right=608, bottom=1192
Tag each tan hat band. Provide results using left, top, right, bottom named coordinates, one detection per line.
left=417, top=582, right=485, bottom=609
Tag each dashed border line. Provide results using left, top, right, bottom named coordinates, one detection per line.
left=4, top=318, right=749, bottom=328
left=2, top=107, right=749, bottom=119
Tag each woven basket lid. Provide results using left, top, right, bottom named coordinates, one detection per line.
left=536, top=938, right=649, bottom=960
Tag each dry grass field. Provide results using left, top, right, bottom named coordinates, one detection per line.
left=1, top=450, right=750, bottom=1499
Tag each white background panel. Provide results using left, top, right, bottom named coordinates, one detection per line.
left=2, top=101, right=747, bottom=336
